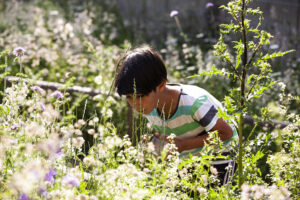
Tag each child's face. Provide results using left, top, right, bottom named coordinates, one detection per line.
left=126, top=91, right=157, bottom=115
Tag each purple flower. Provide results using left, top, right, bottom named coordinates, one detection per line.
left=40, top=103, right=45, bottom=111
left=13, top=47, right=26, bottom=57
left=11, top=123, right=19, bottom=130
left=19, top=194, right=29, bottom=200
left=205, top=2, right=214, bottom=9
left=39, top=188, right=47, bottom=198
left=170, top=10, right=179, bottom=18
left=63, top=176, right=80, bottom=187
left=45, top=169, right=56, bottom=184
left=50, top=90, right=64, bottom=99
left=30, top=86, right=45, bottom=93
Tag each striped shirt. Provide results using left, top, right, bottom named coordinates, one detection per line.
left=146, top=84, right=238, bottom=157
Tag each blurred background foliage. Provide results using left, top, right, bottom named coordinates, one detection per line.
left=0, top=0, right=299, bottom=142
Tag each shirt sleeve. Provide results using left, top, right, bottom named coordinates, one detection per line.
left=190, top=95, right=220, bottom=132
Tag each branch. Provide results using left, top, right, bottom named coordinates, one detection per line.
left=224, top=56, right=242, bottom=81
left=2, top=76, right=119, bottom=98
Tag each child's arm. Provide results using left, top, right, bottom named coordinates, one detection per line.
left=166, top=118, right=233, bottom=153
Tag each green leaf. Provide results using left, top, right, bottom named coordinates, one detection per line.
left=0, top=64, right=7, bottom=69
left=262, top=50, right=295, bottom=60
left=233, top=41, right=243, bottom=69
left=252, top=151, right=264, bottom=163
left=0, top=105, right=10, bottom=117
left=188, top=65, right=228, bottom=78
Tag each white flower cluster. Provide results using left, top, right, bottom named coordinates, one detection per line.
left=241, top=184, right=290, bottom=200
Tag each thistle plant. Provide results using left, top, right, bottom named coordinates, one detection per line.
left=215, top=0, right=294, bottom=187
left=192, top=0, right=294, bottom=188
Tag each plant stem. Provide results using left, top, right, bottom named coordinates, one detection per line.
left=4, top=56, right=7, bottom=89
left=238, top=0, right=248, bottom=188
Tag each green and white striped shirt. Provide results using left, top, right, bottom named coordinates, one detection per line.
left=146, top=84, right=238, bottom=157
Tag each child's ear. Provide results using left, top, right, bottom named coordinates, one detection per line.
left=157, top=79, right=167, bottom=92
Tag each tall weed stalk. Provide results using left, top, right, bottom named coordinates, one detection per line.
left=191, top=0, right=294, bottom=187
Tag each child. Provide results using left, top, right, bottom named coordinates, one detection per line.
left=114, top=45, right=238, bottom=185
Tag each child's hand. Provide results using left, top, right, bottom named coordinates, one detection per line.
left=151, top=132, right=166, bottom=152
left=154, top=132, right=184, bottom=153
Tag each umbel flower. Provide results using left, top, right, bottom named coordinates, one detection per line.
left=13, top=47, right=26, bottom=56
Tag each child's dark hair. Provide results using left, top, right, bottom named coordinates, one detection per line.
left=115, top=45, right=167, bottom=96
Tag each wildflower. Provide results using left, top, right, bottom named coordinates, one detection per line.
left=13, top=47, right=26, bottom=56
left=40, top=103, right=45, bottom=111
left=170, top=10, right=179, bottom=18
left=197, top=187, right=207, bottom=195
left=89, top=195, right=98, bottom=200
left=205, top=2, right=214, bottom=9
left=93, top=117, right=99, bottom=123
left=11, top=123, right=19, bottom=130
left=278, top=82, right=286, bottom=91
left=74, top=129, right=82, bottom=136
left=72, top=137, right=85, bottom=149
left=62, top=176, right=80, bottom=187
left=94, top=75, right=103, bottom=85
left=83, top=156, right=96, bottom=167
left=105, top=136, right=122, bottom=149
left=87, top=129, right=95, bottom=135
left=75, top=119, right=86, bottom=129
left=146, top=142, right=155, bottom=153
left=78, top=194, right=88, bottom=200
left=39, top=188, right=47, bottom=199
left=25, top=122, right=46, bottom=138
left=30, top=86, right=45, bottom=93
left=50, top=90, right=64, bottom=99
left=45, top=169, right=56, bottom=184
left=179, top=168, right=188, bottom=179
left=210, top=166, right=218, bottom=175
left=19, top=194, right=29, bottom=200
left=201, top=174, right=208, bottom=186
left=167, top=133, right=176, bottom=142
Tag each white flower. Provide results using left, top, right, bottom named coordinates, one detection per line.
left=87, top=129, right=95, bottom=135
left=105, top=136, right=122, bottom=149
left=93, top=117, right=99, bottom=123
left=210, top=166, right=218, bottom=175
left=278, top=81, right=286, bottom=91
left=74, top=129, right=82, bottom=136
left=94, top=75, right=102, bottom=85
left=25, top=122, right=46, bottom=138
left=197, top=187, right=207, bottom=195
left=78, top=194, right=88, bottom=200
left=170, top=10, right=179, bottom=18
left=72, top=137, right=85, bottom=149
left=10, top=160, right=46, bottom=194
left=83, top=156, right=96, bottom=167
left=201, top=175, right=208, bottom=186
left=146, top=142, right=155, bottom=153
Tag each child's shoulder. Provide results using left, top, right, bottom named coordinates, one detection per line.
left=180, top=84, right=210, bottom=98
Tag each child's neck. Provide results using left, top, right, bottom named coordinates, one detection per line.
left=157, top=85, right=180, bottom=119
